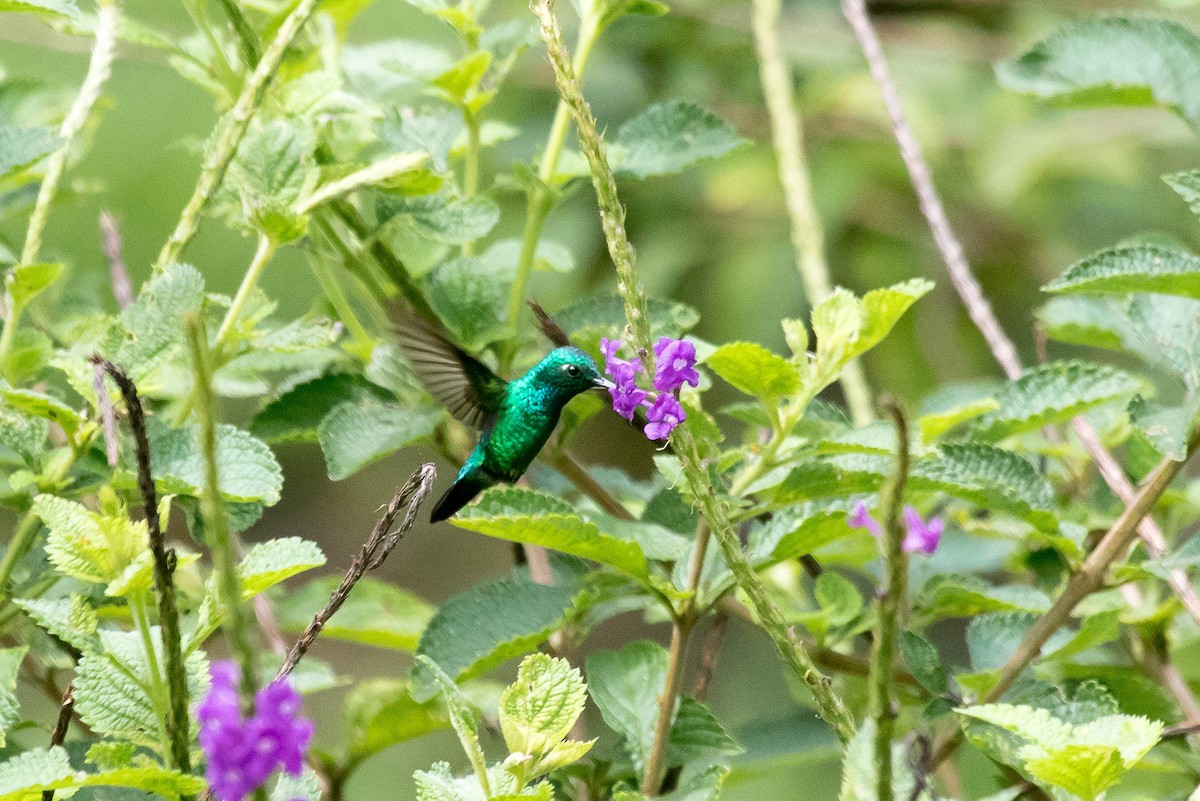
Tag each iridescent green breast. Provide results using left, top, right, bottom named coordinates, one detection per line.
left=477, top=375, right=564, bottom=481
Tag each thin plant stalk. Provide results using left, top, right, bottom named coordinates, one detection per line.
left=532, top=0, right=855, bottom=742
left=154, top=0, right=323, bottom=272
left=868, top=404, right=911, bottom=801
left=0, top=1, right=117, bottom=376
left=187, top=317, right=259, bottom=699
left=215, top=234, right=277, bottom=346
left=215, top=0, right=262, bottom=67
left=750, top=0, right=873, bottom=426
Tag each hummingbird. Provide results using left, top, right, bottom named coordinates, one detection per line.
left=396, top=308, right=611, bottom=523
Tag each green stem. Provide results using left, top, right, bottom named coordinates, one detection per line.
left=461, top=111, right=481, bottom=257
left=215, top=0, right=262, bottom=67
left=503, top=13, right=600, bottom=359
left=215, top=234, right=276, bottom=347
left=1, top=1, right=118, bottom=378
left=868, top=404, right=910, bottom=801
left=130, top=592, right=174, bottom=765
left=187, top=317, right=259, bottom=699
left=310, top=254, right=374, bottom=354
left=153, top=0, right=323, bottom=272
left=532, top=0, right=855, bottom=743
left=183, top=0, right=239, bottom=90
left=0, top=515, right=40, bottom=608
left=750, top=0, right=873, bottom=427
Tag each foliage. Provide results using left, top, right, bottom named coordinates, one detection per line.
left=1, top=1, right=1200, bottom=801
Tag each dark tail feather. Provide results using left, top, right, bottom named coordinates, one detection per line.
left=430, top=473, right=492, bottom=523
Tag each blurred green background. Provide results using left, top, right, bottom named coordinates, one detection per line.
left=5, top=0, right=1200, bottom=797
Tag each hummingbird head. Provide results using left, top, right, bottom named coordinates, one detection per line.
left=537, top=347, right=611, bottom=397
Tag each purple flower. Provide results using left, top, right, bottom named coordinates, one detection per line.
left=601, top=337, right=649, bottom=421
left=652, top=337, right=699, bottom=392
left=846, top=501, right=942, bottom=555
left=198, top=661, right=314, bottom=801
left=643, top=393, right=685, bottom=441
left=902, top=506, right=942, bottom=555
left=846, top=500, right=881, bottom=537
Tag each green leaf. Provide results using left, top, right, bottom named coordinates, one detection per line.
left=1037, top=296, right=1132, bottom=351
left=1166, top=168, right=1200, bottom=217
left=911, top=443, right=1056, bottom=530
left=0, top=748, right=73, bottom=801
left=0, top=126, right=59, bottom=178
left=813, top=571, right=863, bottom=628
left=594, top=0, right=669, bottom=33
left=0, top=402, right=48, bottom=465
left=974, top=361, right=1143, bottom=441
left=586, top=640, right=665, bottom=771
left=0, top=647, right=26, bottom=748
left=239, top=537, right=326, bottom=597
left=608, top=101, right=746, bottom=179
left=997, top=16, right=1200, bottom=127
left=705, top=342, right=799, bottom=400
left=411, top=657, right=487, bottom=780
left=1023, top=745, right=1124, bottom=801
left=378, top=192, right=499, bottom=244
left=425, top=256, right=509, bottom=352
left=115, top=263, right=205, bottom=383
left=430, top=51, right=492, bottom=102
left=346, top=679, right=449, bottom=761
left=453, top=488, right=650, bottom=580
left=33, top=495, right=148, bottom=588
left=15, top=596, right=99, bottom=653
left=899, top=631, right=947, bottom=695
left=839, top=720, right=930, bottom=801
left=6, top=262, right=63, bottom=312
left=317, top=400, right=440, bottom=480
left=1124, top=293, right=1200, bottom=389
left=75, top=630, right=209, bottom=750
left=852, top=279, right=935, bottom=361
left=917, top=575, right=1051, bottom=622
left=150, top=423, right=284, bottom=504
left=251, top=373, right=392, bottom=444
left=1130, top=395, right=1200, bottom=460
left=499, top=653, right=593, bottom=773
left=667, top=697, right=742, bottom=764
left=271, top=770, right=323, bottom=801
left=810, top=280, right=932, bottom=378
left=0, top=389, right=84, bottom=438
left=277, top=576, right=433, bottom=651
left=1044, top=243, right=1200, bottom=299
left=555, top=293, right=699, bottom=344
left=0, top=0, right=78, bottom=20
left=413, top=574, right=577, bottom=700
left=918, top=396, right=999, bottom=445
left=224, top=118, right=318, bottom=241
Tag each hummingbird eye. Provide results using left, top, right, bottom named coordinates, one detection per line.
left=563, top=364, right=581, bottom=377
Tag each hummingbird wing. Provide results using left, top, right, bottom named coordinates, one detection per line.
left=527, top=300, right=574, bottom=348
left=395, top=311, right=507, bottom=430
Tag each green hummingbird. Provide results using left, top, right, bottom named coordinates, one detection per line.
left=397, top=310, right=611, bottom=522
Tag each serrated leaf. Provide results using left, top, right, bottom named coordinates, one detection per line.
left=430, top=51, right=492, bottom=101
left=967, top=612, right=1037, bottom=673
left=839, top=719, right=931, bottom=801
left=586, top=641, right=666, bottom=771
left=1023, top=745, right=1124, bottom=801
left=667, top=697, right=741, bottom=764
left=499, top=653, right=589, bottom=760
left=997, top=16, right=1200, bottom=127
left=899, top=631, right=947, bottom=695
left=0, top=748, right=73, bottom=800
left=317, top=400, right=440, bottom=480
left=0, top=0, right=77, bottom=19
left=277, top=576, right=433, bottom=650
left=378, top=192, right=499, bottom=244
left=974, top=361, right=1142, bottom=441
left=424, top=255, right=509, bottom=352
left=16, top=596, right=99, bottom=653
left=0, top=389, right=83, bottom=437
left=413, top=575, right=577, bottom=700
left=0, top=647, right=26, bottom=747
left=0, top=402, right=48, bottom=465
left=1130, top=395, right=1199, bottom=460
left=608, top=101, right=746, bottom=179
left=1037, top=296, right=1132, bottom=351
left=239, top=537, right=326, bottom=597
left=814, top=571, right=862, bottom=628
left=224, top=118, right=318, bottom=241
left=75, top=630, right=209, bottom=750
left=705, top=342, right=798, bottom=400
left=115, top=263, right=205, bottom=383
left=1044, top=243, right=1200, bottom=299
left=918, top=575, right=1051, bottom=622
left=0, top=126, right=60, bottom=177
left=151, top=423, right=283, bottom=504
left=911, top=443, right=1056, bottom=530
left=33, top=494, right=148, bottom=587
left=852, top=279, right=934, bottom=361
left=918, top=396, right=999, bottom=444
left=957, top=704, right=1074, bottom=748
left=454, top=488, right=650, bottom=580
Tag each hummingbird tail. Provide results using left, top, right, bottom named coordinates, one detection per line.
left=430, top=473, right=492, bottom=523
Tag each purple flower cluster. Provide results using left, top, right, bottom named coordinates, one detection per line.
left=600, top=336, right=697, bottom=441
left=198, top=662, right=314, bottom=801
left=847, top=500, right=942, bottom=555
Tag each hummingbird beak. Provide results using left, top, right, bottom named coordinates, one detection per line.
left=593, top=376, right=615, bottom=390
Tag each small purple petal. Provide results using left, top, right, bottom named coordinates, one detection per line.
left=846, top=500, right=881, bottom=537
left=902, top=505, right=942, bottom=555
left=643, top=393, right=685, bottom=441
left=652, top=337, right=699, bottom=392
